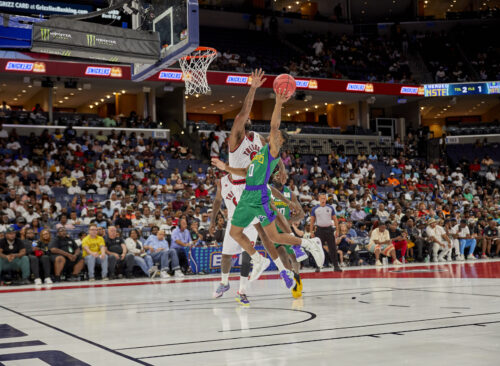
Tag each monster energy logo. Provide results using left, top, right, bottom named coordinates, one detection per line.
left=86, top=34, right=96, bottom=46
left=40, top=28, right=50, bottom=41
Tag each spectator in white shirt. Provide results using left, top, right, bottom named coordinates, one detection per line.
left=68, top=181, right=82, bottom=195
left=425, top=218, right=452, bottom=262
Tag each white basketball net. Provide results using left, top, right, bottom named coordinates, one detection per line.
left=179, top=47, right=217, bottom=95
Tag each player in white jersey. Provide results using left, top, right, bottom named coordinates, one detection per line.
left=210, top=69, right=266, bottom=305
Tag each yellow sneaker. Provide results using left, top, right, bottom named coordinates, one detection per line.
left=291, top=273, right=302, bottom=299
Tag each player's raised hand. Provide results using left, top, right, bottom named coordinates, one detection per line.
left=211, top=158, right=227, bottom=171
left=275, top=88, right=291, bottom=105
left=250, top=68, right=266, bottom=89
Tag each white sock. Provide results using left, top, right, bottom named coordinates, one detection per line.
left=250, top=252, right=261, bottom=262
left=274, top=257, right=286, bottom=272
left=239, top=276, right=249, bottom=294
left=221, top=272, right=229, bottom=285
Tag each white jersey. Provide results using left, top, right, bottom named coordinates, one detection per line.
left=228, top=131, right=264, bottom=180
left=221, top=174, right=246, bottom=220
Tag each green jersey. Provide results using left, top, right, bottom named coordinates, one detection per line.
left=273, top=186, right=292, bottom=221
left=231, top=144, right=280, bottom=228
left=245, top=144, right=279, bottom=187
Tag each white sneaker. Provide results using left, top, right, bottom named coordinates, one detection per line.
left=393, top=259, right=402, bottom=266
left=467, top=254, right=476, bottom=260
left=174, top=270, right=185, bottom=278
left=375, top=260, right=382, bottom=266
left=302, top=238, right=325, bottom=268
left=432, top=258, right=438, bottom=263
left=44, top=277, right=53, bottom=285
left=249, top=255, right=271, bottom=282
left=447, top=256, right=452, bottom=262
left=160, top=270, right=171, bottom=279
left=438, top=257, right=446, bottom=262
left=34, top=278, right=42, bottom=285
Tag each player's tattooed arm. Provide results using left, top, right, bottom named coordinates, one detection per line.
left=269, top=90, right=289, bottom=158
left=230, top=69, right=266, bottom=149
left=289, top=193, right=305, bottom=223
left=211, top=158, right=248, bottom=177
left=210, top=179, right=223, bottom=232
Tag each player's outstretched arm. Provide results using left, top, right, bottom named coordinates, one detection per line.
left=210, top=179, right=223, bottom=231
left=229, top=68, right=266, bottom=149
left=269, top=90, right=290, bottom=158
left=289, top=192, right=305, bottom=223
left=211, top=158, right=248, bottom=177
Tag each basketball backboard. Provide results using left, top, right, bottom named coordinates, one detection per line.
left=131, top=0, right=199, bottom=82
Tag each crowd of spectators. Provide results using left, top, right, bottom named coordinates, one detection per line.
left=0, top=125, right=499, bottom=285
left=0, top=103, right=159, bottom=129
left=209, top=31, right=415, bottom=83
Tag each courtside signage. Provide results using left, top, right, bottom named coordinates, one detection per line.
left=85, top=66, right=123, bottom=77
left=346, top=83, right=374, bottom=92
left=226, top=75, right=249, bottom=84
left=159, top=71, right=183, bottom=80
left=400, top=86, right=425, bottom=95
left=295, top=79, right=318, bottom=89
left=5, top=61, right=46, bottom=73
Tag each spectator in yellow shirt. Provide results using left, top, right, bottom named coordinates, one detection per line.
left=82, top=224, right=109, bottom=281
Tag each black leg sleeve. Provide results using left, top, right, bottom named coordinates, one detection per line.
left=240, top=251, right=251, bottom=277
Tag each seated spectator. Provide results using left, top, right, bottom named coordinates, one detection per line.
left=483, top=220, right=499, bottom=258
left=404, top=219, right=428, bottom=262
left=26, top=228, right=52, bottom=285
left=125, top=229, right=156, bottom=277
left=144, top=229, right=183, bottom=278
left=453, top=219, right=477, bottom=261
left=0, top=227, right=30, bottom=285
left=367, top=222, right=401, bottom=266
left=387, top=173, right=400, bottom=186
left=170, top=218, right=193, bottom=273
left=425, top=218, right=452, bottom=262
left=335, top=222, right=360, bottom=267
left=82, top=224, right=109, bottom=281
left=388, top=221, right=408, bottom=261
left=50, top=227, right=84, bottom=282
left=182, top=165, right=197, bottom=181
left=56, top=214, right=75, bottom=230
left=114, top=209, right=132, bottom=229
left=105, top=226, right=135, bottom=279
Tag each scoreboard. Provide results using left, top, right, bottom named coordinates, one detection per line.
left=424, top=82, right=500, bottom=97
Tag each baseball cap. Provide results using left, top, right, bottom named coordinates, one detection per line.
left=5, top=227, right=15, bottom=233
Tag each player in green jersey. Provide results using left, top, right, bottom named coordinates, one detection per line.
left=270, top=160, right=305, bottom=298
left=212, top=90, right=324, bottom=289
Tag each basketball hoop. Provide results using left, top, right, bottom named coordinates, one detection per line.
left=179, top=46, right=217, bottom=95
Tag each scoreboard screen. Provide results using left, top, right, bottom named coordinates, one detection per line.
left=424, top=82, right=500, bottom=97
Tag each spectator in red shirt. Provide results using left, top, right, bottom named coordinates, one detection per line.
left=195, top=183, right=208, bottom=198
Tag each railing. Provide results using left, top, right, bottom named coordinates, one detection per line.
left=2, top=124, right=170, bottom=140
left=198, top=130, right=392, bottom=155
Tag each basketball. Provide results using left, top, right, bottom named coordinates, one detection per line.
left=273, top=73, right=296, bottom=99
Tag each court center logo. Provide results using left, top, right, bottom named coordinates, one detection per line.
left=87, top=34, right=96, bottom=47
left=40, top=28, right=50, bottom=41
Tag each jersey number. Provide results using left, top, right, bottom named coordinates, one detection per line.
left=248, top=164, right=255, bottom=177
left=278, top=208, right=286, bottom=215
